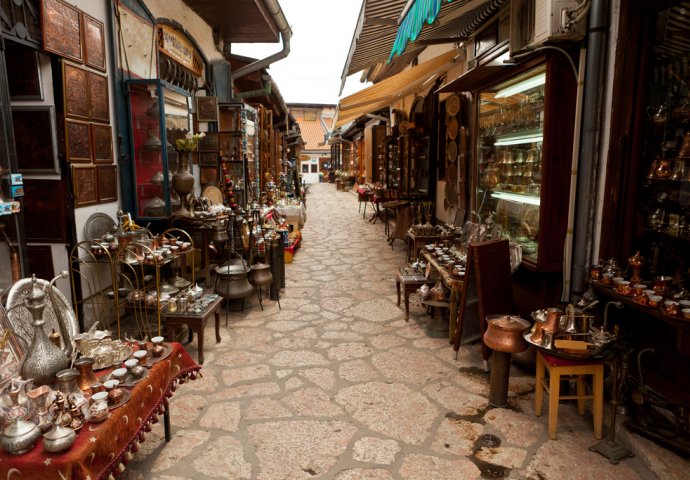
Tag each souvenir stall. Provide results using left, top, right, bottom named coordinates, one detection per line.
left=0, top=269, right=200, bottom=478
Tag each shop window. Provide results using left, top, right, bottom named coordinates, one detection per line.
left=311, top=164, right=318, bottom=173
left=302, top=164, right=309, bottom=173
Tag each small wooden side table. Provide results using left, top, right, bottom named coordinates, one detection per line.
left=396, top=269, right=434, bottom=321
left=164, top=296, right=223, bottom=364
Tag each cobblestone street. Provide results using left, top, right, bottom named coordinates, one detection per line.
left=124, top=184, right=688, bottom=479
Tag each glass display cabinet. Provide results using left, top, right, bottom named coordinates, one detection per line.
left=635, top=35, right=690, bottom=279
left=385, top=136, right=400, bottom=193
left=126, top=80, right=192, bottom=220
left=397, top=132, right=430, bottom=198
left=474, top=57, right=576, bottom=272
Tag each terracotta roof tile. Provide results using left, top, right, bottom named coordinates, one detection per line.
left=294, top=116, right=329, bottom=152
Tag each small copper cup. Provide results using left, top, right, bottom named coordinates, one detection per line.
left=664, top=300, right=680, bottom=316
left=590, top=264, right=602, bottom=281
left=91, top=382, right=105, bottom=394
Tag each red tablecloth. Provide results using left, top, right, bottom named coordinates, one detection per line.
left=0, top=342, right=200, bottom=480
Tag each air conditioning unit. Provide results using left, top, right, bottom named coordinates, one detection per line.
left=510, top=0, right=586, bottom=55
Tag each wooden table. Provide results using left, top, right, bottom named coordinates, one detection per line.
left=422, top=251, right=465, bottom=340
left=396, top=268, right=434, bottom=321
left=406, top=233, right=441, bottom=262
left=164, top=296, right=222, bottom=364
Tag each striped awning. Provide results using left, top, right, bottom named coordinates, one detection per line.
left=389, top=0, right=454, bottom=60
left=340, top=0, right=506, bottom=92
left=335, top=49, right=458, bottom=128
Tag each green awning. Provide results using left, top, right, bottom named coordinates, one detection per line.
left=389, top=0, right=454, bottom=60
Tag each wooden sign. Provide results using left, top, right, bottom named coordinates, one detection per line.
left=453, top=239, right=515, bottom=370
left=157, top=24, right=203, bottom=76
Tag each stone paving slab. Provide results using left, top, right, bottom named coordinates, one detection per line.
left=123, top=184, right=689, bottom=480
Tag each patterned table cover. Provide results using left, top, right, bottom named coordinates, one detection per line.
left=0, top=342, right=200, bottom=480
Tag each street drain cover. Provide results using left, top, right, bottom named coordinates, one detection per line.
left=481, top=464, right=506, bottom=478
left=478, top=433, right=501, bottom=448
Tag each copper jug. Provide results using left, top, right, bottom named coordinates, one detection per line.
left=541, top=307, right=562, bottom=333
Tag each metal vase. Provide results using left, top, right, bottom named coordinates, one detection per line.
left=19, top=277, right=69, bottom=387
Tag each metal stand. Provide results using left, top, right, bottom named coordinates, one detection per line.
left=590, top=351, right=635, bottom=464
left=488, top=351, right=511, bottom=408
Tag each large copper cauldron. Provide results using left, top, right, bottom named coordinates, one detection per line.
left=214, top=263, right=253, bottom=300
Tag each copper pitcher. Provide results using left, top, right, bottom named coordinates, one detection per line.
left=541, top=307, right=562, bottom=333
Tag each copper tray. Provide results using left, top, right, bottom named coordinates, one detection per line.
left=108, top=388, right=131, bottom=410
left=129, top=343, right=173, bottom=367
left=104, top=368, right=149, bottom=388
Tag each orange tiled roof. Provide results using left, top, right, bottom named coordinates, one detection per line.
left=294, top=116, right=329, bottom=152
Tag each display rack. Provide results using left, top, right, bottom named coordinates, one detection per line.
left=69, top=230, right=195, bottom=339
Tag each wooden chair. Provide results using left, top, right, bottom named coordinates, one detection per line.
left=535, top=350, right=604, bottom=440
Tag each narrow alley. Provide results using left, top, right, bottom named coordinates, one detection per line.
left=122, top=184, right=672, bottom=480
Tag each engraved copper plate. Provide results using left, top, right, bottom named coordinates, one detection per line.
left=198, top=131, right=219, bottom=152
left=41, top=0, right=82, bottom=62
left=199, top=152, right=219, bottom=166
left=447, top=140, right=458, bottom=164
left=92, top=124, right=113, bottom=164
left=97, top=165, right=118, bottom=202
left=88, top=71, right=109, bottom=123
left=63, top=63, right=88, bottom=120
left=447, top=117, right=459, bottom=140
left=65, top=119, right=92, bottom=163
left=200, top=167, right=219, bottom=186
left=72, top=165, right=98, bottom=207
left=446, top=163, right=458, bottom=183
left=445, top=94, right=460, bottom=117
left=83, top=14, right=106, bottom=71
left=196, top=96, right=218, bottom=122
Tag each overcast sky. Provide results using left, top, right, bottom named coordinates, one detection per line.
left=232, top=0, right=370, bottom=105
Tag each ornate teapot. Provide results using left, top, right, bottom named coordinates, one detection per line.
left=13, top=273, right=72, bottom=386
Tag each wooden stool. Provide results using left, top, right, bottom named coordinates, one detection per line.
left=535, top=350, right=604, bottom=440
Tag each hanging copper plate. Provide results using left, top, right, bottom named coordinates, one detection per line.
left=447, top=117, right=459, bottom=140
left=447, top=140, right=458, bottom=163
left=446, top=163, right=458, bottom=183
left=446, top=94, right=460, bottom=117
left=444, top=182, right=458, bottom=207
left=443, top=197, right=450, bottom=211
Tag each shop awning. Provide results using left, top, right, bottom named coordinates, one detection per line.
left=335, top=49, right=458, bottom=128
left=340, top=0, right=505, bottom=92
left=183, top=0, right=280, bottom=43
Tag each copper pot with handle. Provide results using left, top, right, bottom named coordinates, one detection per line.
left=483, top=314, right=531, bottom=353
left=214, top=257, right=253, bottom=300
